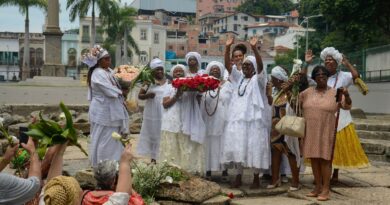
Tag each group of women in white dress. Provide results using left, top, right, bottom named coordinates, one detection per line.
left=86, top=37, right=369, bottom=195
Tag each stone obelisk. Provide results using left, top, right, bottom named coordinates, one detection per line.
left=42, top=0, right=65, bottom=76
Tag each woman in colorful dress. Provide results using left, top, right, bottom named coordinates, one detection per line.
left=200, top=61, right=233, bottom=179
left=85, top=45, right=129, bottom=167
left=300, top=65, right=352, bottom=201
left=137, top=58, right=170, bottom=163
left=221, top=36, right=271, bottom=188
left=306, top=47, right=370, bottom=182
left=266, top=66, right=306, bottom=191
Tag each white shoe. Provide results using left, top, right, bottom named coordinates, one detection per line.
left=266, top=179, right=281, bottom=189
left=289, top=185, right=301, bottom=191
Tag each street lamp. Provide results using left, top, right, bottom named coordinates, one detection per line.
left=6, top=45, right=9, bottom=81
left=296, top=14, right=323, bottom=58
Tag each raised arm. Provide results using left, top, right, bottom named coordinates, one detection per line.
left=342, top=55, right=359, bottom=80
left=249, top=36, right=263, bottom=74
left=302, top=49, right=314, bottom=75
left=138, top=83, right=155, bottom=100
left=224, top=35, right=234, bottom=74
left=22, top=137, right=41, bottom=179
left=46, top=141, right=69, bottom=182
left=116, top=143, right=133, bottom=194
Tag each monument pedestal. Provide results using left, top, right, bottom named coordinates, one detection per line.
left=41, top=64, right=65, bottom=77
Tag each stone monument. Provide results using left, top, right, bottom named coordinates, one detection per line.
left=42, top=0, right=65, bottom=77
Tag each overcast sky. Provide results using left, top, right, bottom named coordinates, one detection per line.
left=0, top=0, right=134, bottom=33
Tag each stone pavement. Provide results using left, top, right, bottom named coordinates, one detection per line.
left=52, top=136, right=390, bottom=205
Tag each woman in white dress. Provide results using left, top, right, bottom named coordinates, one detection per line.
left=159, top=64, right=186, bottom=164
left=84, top=45, right=129, bottom=167
left=200, top=61, right=233, bottom=179
left=137, top=58, right=170, bottom=163
left=222, top=37, right=271, bottom=188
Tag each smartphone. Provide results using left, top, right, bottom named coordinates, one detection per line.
left=19, top=126, right=29, bottom=147
left=336, top=88, right=343, bottom=102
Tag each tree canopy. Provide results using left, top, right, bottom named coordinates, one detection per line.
left=236, top=0, right=294, bottom=15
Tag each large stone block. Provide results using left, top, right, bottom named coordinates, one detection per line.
left=351, top=108, right=367, bottom=119
left=156, top=176, right=221, bottom=203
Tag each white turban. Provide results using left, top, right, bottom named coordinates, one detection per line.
left=150, top=58, right=164, bottom=70
left=244, top=55, right=258, bottom=73
left=185, top=52, right=201, bottom=66
left=271, top=66, right=288, bottom=82
left=97, top=50, right=109, bottom=60
left=320, top=47, right=343, bottom=65
left=205, top=61, right=225, bottom=79
left=170, top=64, right=186, bottom=77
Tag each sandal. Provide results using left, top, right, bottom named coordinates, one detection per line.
left=317, top=195, right=330, bottom=201
left=306, top=192, right=319, bottom=197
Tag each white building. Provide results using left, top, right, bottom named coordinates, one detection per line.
left=78, top=17, right=104, bottom=57
left=0, top=34, right=19, bottom=81
left=213, top=12, right=259, bottom=39
left=61, top=32, right=79, bottom=78
left=130, top=18, right=167, bottom=65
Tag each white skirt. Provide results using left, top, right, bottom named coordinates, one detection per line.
left=222, top=120, right=271, bottom=170
left=205, top=134, right=223, bottom=172
left=89, top=122, right=124, bottom=167
left=159, top=131, right=205, bottom=174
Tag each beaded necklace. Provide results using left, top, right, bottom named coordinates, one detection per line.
left=205, top=87, right=220, bottom=116
left=238, top=77, right=251, bottom=96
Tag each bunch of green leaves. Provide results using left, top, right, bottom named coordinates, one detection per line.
left=24, top=102, right=88, bottom=159
left=130, top=65, right=155, bottom=90
left=131, top=161, right=188, bottom=201
left=0, top=119, right=16, bottom=147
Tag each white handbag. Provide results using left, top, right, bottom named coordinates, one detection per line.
left=275, top=95, right=305, bottom=138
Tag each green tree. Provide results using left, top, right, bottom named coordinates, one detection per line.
left=236, top=0, right=294, bottom=15
left=299, top=0, right=390, bottom=53
left=100, top=2, right=139, bottom=66
left=66, top=0, right=116, bottom=47
left=0, top=0, right=47, bottom=80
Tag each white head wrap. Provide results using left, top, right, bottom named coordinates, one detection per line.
left=320, top=47, right=343, bottom=65
left=82, top=45, right=109, bottom=68
left=271, top=66, right=288, bottom=82
left=244, top=55, right=258, bottom=73
left=205, top=61, right=225, bottom=79
left=185, top=52, right=201, bottom=66
left=170, top=64, right=186, bottom=77
left=150, top=58, right=164, bottom=70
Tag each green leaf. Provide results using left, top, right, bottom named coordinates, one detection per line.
left=24, top=129, right=47, bottom=140
left=59, top=102, right=74, bottom=130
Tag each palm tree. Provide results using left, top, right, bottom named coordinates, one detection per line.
left=66, top=0, right=115, bottom=47
left=101, top=3, right=139, bottom=66
left=0, top=0, right=47, bottom=80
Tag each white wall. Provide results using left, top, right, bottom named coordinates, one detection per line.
left=349, top=82, right=390, bottom=114
left=366, top=50, right=390, bottom=72
left=0, top=39, right=18, bottom=51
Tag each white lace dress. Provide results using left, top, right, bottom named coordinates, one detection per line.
left=137, top=81, right=170, bottom=159
left=221, top=66, right=271, bottom=170
left=200, top=81, right=233, bottom=171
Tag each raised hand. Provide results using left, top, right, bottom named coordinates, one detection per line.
left=249, top=36, right=259, bottom=48
left=120, top=143, right=134, bottom=163
left=147, top=92, right=156, bottom=99
left=341, top=54, right=351, bottom=66
left=21, top=137, right=37, bottom=155
left=226, top=35, right=234, bottom=47
left=305, top=49, right=314, bottom=64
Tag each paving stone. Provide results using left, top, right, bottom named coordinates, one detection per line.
left=240, top=185, right=288, bottom=197
left=357, top=130, right=390, bottom=140
left=201, top=195, right=231, bottom=205
left=360, top=139, right=390, bottom=155
left=231, top=195, right=314, bottom=205
left=220, top=185, right=245, bottom=198
left=332, top=187, right=390, bottom=205
left=346, top=172, right=390, bottom=187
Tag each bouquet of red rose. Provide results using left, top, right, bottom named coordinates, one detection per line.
left=172, top=74, right=220, bottom=92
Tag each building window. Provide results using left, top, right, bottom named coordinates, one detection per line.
left=154, top=32, right=159, bottom=44
left=181, top=46, right=185, bottom=50
left=234, top=15, right=238, bottom=21
left=234, top=24, right=238, bottom=31
left=68, top=48, right=77, bottom=67
left=203, top=50, right=208, bottom=55
left=139, top=51, right=148, bottom=63
left=140, top=29, right=147, bottom=40
left=169, top=45, right=173, bottom=50
left=243, top=16, right=248, bottom=21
